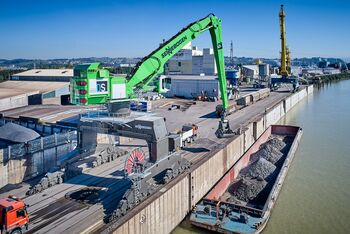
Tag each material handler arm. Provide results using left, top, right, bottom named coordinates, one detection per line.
left=126, top=14, right=228, bottom=111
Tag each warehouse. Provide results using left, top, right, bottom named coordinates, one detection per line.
left=0, top=69, right=73, bottom=111
left=166, top=75, right=219, bottom=99
left=0, top=80, right=69, bottom=110
left=11, top=69, right=73, bottom=82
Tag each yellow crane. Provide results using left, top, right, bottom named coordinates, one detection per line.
left=271, top=5, right=299, bottom=91
left=279, top=4, right=289, bottom=77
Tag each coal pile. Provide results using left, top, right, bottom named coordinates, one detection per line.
left=229, top=178, right=267, bottom=202
left=240, top=157, right=276, bottom=181
left=251, top=143, right=283, bottom=164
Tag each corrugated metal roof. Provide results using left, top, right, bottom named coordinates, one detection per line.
left=169, top=75, right=217, bottom=80
left=0, top=81, right=69, bottom=94
left=0, top=122, right=40, bottom=143
left=12, top=69, right=73, bottom=77
left=242, top=65, right=259, bottom=72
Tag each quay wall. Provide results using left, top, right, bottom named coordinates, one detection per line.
left=0, top=131, right=77, bottom=188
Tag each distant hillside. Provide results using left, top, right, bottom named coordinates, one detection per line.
left=0, top=56, right=346, bottom=69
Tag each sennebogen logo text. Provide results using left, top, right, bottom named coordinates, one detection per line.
left=161, top=36, right=187, bottom=58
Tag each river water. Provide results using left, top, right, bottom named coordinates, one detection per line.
left=173, top=80, right=350, bottom=234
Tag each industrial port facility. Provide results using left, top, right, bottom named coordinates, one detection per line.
left=1, top=3, right=346, bottom=234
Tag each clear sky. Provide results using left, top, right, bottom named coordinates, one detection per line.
left=1, top=0, right=349, bottom=59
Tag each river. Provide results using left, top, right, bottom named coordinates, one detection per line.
left=173, top=80, right=350, bottom=234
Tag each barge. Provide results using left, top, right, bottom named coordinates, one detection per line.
left=190, top=125, right=302, bottom=233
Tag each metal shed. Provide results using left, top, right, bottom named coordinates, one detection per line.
left=166, top=75, right=219, bottom=99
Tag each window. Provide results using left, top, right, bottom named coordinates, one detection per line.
left=178, top=62, right=181, bottom=67
left=16, top=209, right=25, bottom=218
left=73, top=69, right=81, bottom=77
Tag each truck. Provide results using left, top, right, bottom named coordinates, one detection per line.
left=180, top=124, right=198, bottom=148
left=0, top=196, right=29, bottom=234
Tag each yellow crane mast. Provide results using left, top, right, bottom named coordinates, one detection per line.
left=279, top=4, right=289, bottom=77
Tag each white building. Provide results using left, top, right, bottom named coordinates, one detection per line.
left=242, top=65, right=259, bottom=79
left=166, top=75, right=219, bottom=98
left=323, top=67, right=341, bottom=75
left=166, top=42, right=217, bottom=75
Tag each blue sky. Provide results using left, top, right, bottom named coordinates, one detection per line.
left=0, top=0, right=349, bottom=59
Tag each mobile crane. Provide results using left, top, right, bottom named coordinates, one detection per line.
left=70, top=14, right=233, bottom=138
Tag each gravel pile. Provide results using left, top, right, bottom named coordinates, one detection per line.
left=240, top=157, right=276, bottom=181
left=225, top=136, right=289, bottom=203
left=229, top=178, right=267, bottom=202
left=251, top=143, right=283, bottom=164
left=264, top=137, right=286, bottom=151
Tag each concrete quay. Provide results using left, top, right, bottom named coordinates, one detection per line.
left=98, top=85, right=313, bottom=234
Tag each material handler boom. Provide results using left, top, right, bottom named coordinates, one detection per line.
left=70, top=14, right=233, bottom=137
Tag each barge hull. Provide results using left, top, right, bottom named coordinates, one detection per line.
left=190, top=125, right=303, bottom=234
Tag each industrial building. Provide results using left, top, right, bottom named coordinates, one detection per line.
left=301, top=67, right=341, bottom=76
left=166, top=75, right=219, bottom=98
left=166, top=42, right=217, bottom=75
left=11, top=69, right=73, bottom=82
left=258, top=63, right=270, bottom=78
left=0, top=80, right=69, bottom=110
left=0, top=69, right=72, bottom=111
left=242, top=65, right=259, bottom=79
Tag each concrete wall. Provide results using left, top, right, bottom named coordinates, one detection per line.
left=113, top=176, right=189, bottom=234
left=0, top=149, right=9, bottom=187
left=110, top=85, right=314, bottom=234
left=0, top=93, right=35, bottom=111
